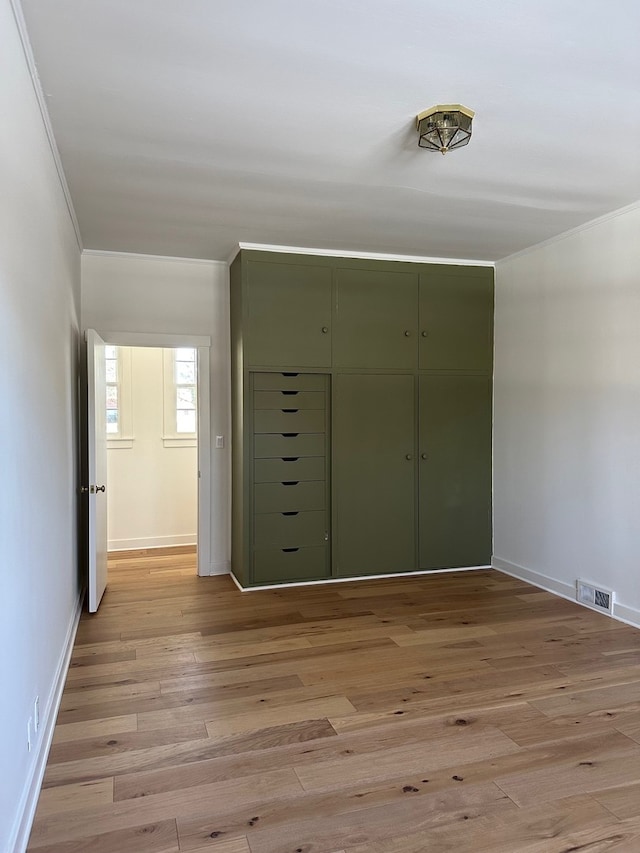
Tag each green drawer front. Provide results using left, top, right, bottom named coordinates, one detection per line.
left=253, top=373, right=327, bottom=392
left=254, top=456, right=325, bottom=483
left=254, top=511, right=327, bottom=548
left=253, top=545, right=329, bottom=584
left=254, top=409, right=325, bottom=434
left=254, top=480, right=325, bottom=513
left=254, top=390, right=325, bottom=410
left=254, top=433, right=326, bottom=458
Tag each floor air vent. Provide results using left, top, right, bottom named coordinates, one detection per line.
left=576, top=580, right=614, bottom=614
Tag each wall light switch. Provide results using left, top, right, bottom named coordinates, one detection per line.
left=215, top=435, right=224, bottom=449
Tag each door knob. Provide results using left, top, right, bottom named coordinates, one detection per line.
left=96, top=485, right=106, bottom=493
left=421, top=330, right=428, bottom=338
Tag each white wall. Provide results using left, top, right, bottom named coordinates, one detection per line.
left=0, top=1, right=82, bottom=850
left=81, top=251, right=230, bottom=573
left=108, top=347, right=197, bottom=550
left=493, top=202, right=640, bottom=625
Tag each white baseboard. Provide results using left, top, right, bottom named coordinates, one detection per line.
left=208, top=560, right=230, bottom=576
left=491, top=556, right=575, bottom=600
left=230, top=564, right=491, bottom=592
left=10, top=590, right=83, bottom=853
left=492, top=555, right=640, bottom=630
left=108, top=534, right=196, bottom=551
left=613, top=601, right=640, bottom=629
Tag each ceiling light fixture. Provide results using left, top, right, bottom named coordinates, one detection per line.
left=416, top=104, right=475, bottom=155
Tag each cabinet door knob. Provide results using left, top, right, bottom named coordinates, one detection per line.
left=404, top=330, right=411, bottom=337
left=405, top=454, right=412, bottom=461
left=321, top=326, right=329, bottom=334
left=421, top=453, right=428, bottom=460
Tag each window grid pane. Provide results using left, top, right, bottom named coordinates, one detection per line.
left=176, top=409, right=196, bottom=434
left=173, top=348, right=197, bottom=434
left=175, top=347, right=195, bottom=362
left=105, top=359, right=118, bottom=382
left=105, top=346, right=120, bottom=437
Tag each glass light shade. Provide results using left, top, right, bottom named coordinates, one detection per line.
left=416, top=104, right=474, bottom=154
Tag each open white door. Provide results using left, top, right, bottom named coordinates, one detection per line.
left=86, top=329, right=108, bottom=612
left=196, top=346, right=210, bottom=577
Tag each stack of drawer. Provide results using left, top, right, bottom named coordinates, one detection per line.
left=251, top=372, right=330, bottom=584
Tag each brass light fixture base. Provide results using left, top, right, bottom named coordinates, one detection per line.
left=416, top=104, right=475, bottom=154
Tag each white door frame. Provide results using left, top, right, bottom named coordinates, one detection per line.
left=101, top=330, right=212, bottom=577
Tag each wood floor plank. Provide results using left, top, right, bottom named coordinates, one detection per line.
left=27, top=819, right=179, bottom=853
left=44, top=718, right=337, bottom=789
left=342, top=794, right=616, bottom=852
left=34, top=778, right=114, bottom=817
left=185, top=840, right=250, bottom=853
left=495, top=730, right=640, bottom=806
left=293, top=725, right=521, bottom=792
left=27, top=551, right=640, bottom=853
left=47, top=721, right=208, bottom=765
left=203, top=695, right=357, bottom=738
left=245, top=781, right=514, bottom=853
left=51, top=714, right=137, bottom=745
left=592, top=781, right=640, bottom=819
left=28, top=769, right=302, bottom=848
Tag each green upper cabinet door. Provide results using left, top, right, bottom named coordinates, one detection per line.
left=245, top=261, right=332, bottom=368
left=419, top=267, right=494, bottom=371
left=418, top=374, right=492, bottom=570
left=334, top=374, right=416, bottom=577
left=334, top=268, right=418, bottom=368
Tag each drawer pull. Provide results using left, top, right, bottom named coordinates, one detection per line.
left=282, top=548, right=299, bottom=553
left=282, top=409, right=299, bottom=413
left=281, top=511, right=299, bottom=516
left=282, top=481, right=299, bottom=486
left=282, top=457, right=299, bottom=462
left=281, top=390, right=299, bottom=396
left=282, top=372, right=299, bottom=377
left=282, top=433, right=299, bottom=437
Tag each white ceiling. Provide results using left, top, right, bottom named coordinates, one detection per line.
left=19, top=0, right=640, bottom=262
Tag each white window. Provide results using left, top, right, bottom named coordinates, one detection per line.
left=163, top=347, right=198, bottom=446
left=105, top=345, right=119, bottom=434
left=105, top=345, right=133, bottom=448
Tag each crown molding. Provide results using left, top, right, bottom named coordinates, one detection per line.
left=10, top=0, right=83, bottom=251
left=82, top=249, right=224, bottom=266
left=233, top=242, right=495, bottom=267
left=498, top=198, right=640, bottom=266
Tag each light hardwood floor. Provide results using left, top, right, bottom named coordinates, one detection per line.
left=27, top=553, right=640, bottom=852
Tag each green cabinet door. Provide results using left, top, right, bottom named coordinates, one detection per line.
left=419, top=268, right=494, bottom=371
left=334, top=374, right=416, bottom=576
left=419, top=375, right=492, bottom=569
left=245, top=261, right=332, bottom=367
left=334, top=268, right=418, bottom=368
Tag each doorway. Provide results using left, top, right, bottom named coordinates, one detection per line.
left=106, top=345, right=199, bottom=572
left=100, top=333, right=211, bottom=575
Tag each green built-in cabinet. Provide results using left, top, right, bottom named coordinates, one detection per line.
left=418, top=374, right=492, bottom=569
left=334, top=268, right=418, bottom=369
left=230, top=250, right=494, bottom=587
left=334, top=374, right=416, bottom=576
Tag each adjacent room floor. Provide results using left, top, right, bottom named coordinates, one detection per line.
left=27, top=552, right=640, bottom=852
